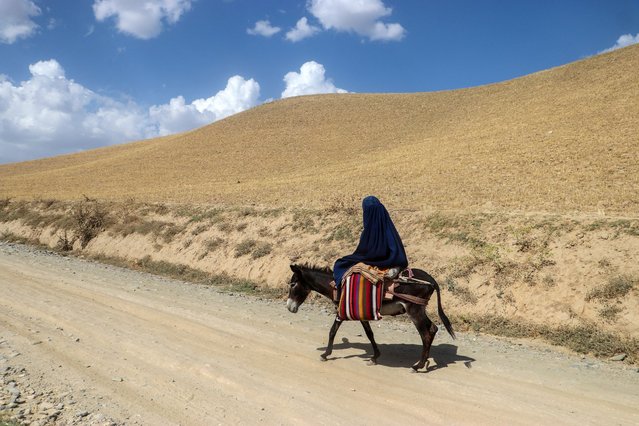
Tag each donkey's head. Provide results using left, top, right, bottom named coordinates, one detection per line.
left=287, top=264, right=311, bottom=313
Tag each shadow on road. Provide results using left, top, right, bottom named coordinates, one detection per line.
left=317, top=339, right=475, bottom=372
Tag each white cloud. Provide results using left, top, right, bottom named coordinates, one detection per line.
left=285, top=17, right=321, bottom=42
left=0, top=59, right=152, bottom=163
left=93, top=0, right=193, bottom=39
left=281, top=61, right=347, bottom=98
left=247, top=20, right=281, bottom=37
left=0, top=0, right=41, bottom=44
left=0, top=60, right=261, bottom=163
left=600, top=33, right=639, bottom=54
left=151, top=76, right=260, bottom=135
left=308, top=0, right=405, bottom=41
left=148, top=96, right=210, bottom=137
left=29, top=60, right=66, bottom=78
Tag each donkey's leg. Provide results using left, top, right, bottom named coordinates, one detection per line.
left=407, top=304, right=438, bottom=371
left=321, top=316, right=343, bottom=361
left=360, top=321, right=381, bottom=365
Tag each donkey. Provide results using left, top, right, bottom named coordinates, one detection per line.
left=287, top=264, right=455, bottom=371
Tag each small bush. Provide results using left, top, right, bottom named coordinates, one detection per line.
left=0, top=231, right=29, bottom=244
left=235, top=239, right=257, bottom=257
left=204, top=238, right=224, bottom=252
left=292, top=210, right=316, bottom=232
left=542, top=274, right=556, bottom=288
left=0, top=197, right=11, bottom=210
left=161, top=223, right=185, bottom=243
left=186, top=208, right=222, bottom=224
left=448, top=255, right=484, bottom=279
left=56, top=231, right=76, bottom=251
left=199, top=237, right=224, bottom=258
left=251, top=242, right=272, bottom=259
left=191, top=224, right=208, bottom=235
left=325, top=197, right=358, bottom=215
left=423, top=212, right=461, bottom=234
left=258, top=227, right=271, bottom=237
left=218, top=222, right=233, bottom=232
left=512, top=226, right=535, bottom=252
left=444, top=277, right=477, bottom=304
left=325, top=224, right=354, bottom=242
left=135, top=220, right=168, bottom=236
left=153, top=203, right=169, bottom=215
left=599, top=304, right=623, bottom=323
left=585, top=274, right=637, bottom=301
left=73, top=200, right=108, bottom=248
left=36, top=198, right=57, bottom=209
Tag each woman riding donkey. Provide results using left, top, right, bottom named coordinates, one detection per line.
left=287, top=195, right=454, bottom=370
left=333, top=195, right=408, bottom=297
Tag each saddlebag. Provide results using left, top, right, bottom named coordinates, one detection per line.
left=338, top=264, right=385, bottom=321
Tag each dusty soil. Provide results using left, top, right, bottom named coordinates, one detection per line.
left=1, top=242, right=638, bottom=425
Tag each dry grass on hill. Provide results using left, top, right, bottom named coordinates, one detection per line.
left=1, top=45, right=638, bottom=214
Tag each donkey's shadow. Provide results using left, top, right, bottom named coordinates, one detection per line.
left=317, top=339, right=475, bottom=372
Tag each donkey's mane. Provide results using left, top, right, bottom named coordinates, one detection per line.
left=295, top=263, right=333, bottom=274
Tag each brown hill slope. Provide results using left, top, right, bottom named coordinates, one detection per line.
left=1, top=45, right=638, bottom=214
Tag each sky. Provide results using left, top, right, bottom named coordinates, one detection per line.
left=1, top=0, right=638, bottom=164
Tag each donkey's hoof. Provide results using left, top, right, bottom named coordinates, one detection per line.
left=411, top=360, right=429, bottom=372
left=367, top=359, right=377, bottom=366
left=320, top=354, right=328, bottom=362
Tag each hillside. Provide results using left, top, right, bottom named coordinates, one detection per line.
left=1, top=45, right=638, bottom=214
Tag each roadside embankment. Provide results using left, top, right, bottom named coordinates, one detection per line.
left=1, top=198, right=638, bottom=361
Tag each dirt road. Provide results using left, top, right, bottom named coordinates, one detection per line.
left=0, top=242, right=637, bottom=425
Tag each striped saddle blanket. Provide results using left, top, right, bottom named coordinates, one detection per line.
left=338, top=268, right=385, bottom=321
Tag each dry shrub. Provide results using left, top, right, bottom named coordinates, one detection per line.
left=199, top=238, right=224, bottom=260
left=204, top=238, right=224, bottom=251
left=292, top=210, right=316, bottom=232
left=251, top=242, right=272, bottom=259
left=56, top=230, right=76, bottom=251
left=161, top=223, right=185, bottom=243
left=233, top=239, right=272, bottom=259
left=36, top=198, right=57, bottom=209
left=73, top=199, right=109, bottom=248
left=235, top=239, right=257, bottom=257
left=599, top=304, right=623, bottom=323
left=0, top=231, right=29, bottom=244
left=585, top=274, right=637, bottom=301
left=444, top=277, right=477, bottom=304
left=0, top=197, right=11, bottom=210
left=191, top=224, right=208, bottom=235
left=325, top=196, right=358, bottom=215
left=111, top=216, right=184, bottom=243
left=153, top=203, right=169, bottom=215
left=325, top=224, right=355, bottom=243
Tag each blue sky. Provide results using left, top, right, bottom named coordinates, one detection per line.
left=1, top=0, right=638, bottom=164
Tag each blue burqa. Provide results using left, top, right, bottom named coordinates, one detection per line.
left=333, top=196, right=408, bottom=286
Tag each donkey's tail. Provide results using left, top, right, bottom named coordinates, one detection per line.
left=432, top=278, right=456, bottom=339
